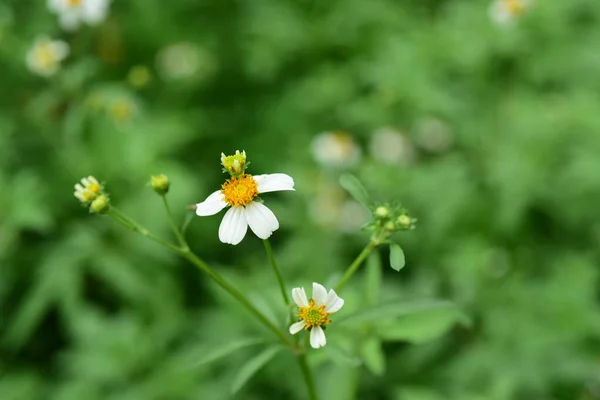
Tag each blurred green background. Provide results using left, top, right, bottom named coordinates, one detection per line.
left=2, top=0, right=600, bottom=399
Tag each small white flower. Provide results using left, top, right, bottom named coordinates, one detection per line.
left=156, top=42, right=215, bottom=81
left=414, top=117, right=453, bottom=153
left=26, top=36, right=69, bottom=77
left=369, top=128, right=416, bottom=166
left=74, top=176, right=101, bottom=204
left=311, top=131, right=362, bottom=168
left=489, top=0, right=532, bottom=26
left=47, top=0, right=110, bottom=31
left=195, top=152, right=295, bottom=245
left=289, top=282, right=344, bottom=349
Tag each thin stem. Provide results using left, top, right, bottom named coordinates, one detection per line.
left=297, top=353, right=318, bottom=400
left=108, top=208, right=181, bottom=253
left=181, top=250, right=293, bottom=346
left=263, top=239, right=290, bottom=307
left=335, top=243, right=377, bottom=292
left=161, top=195, right=189, bottom=250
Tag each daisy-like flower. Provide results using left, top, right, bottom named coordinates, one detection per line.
left=74, top=176, right=102, bottom=204
left=369, top=127, right=416, bottom=166
left=195, top=151, right=295, bottom=245
left=311, top=131, right=362, bottom=168
left=47, top=0, right=110, bottom=31
left=26, top=36, right=69, bottom=77
left=489, top=0, right=532, bottom=25
left=289, top=282, right=344, bottom=349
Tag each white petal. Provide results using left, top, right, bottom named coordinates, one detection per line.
left=52, top=41, right=70, bottom=60
left=312, top=282, right=328, bottom=307
left=59, top=13, right=81, bottom=31
left=324, top=289, right=344, bottom=313
left=195, top=190, right=228, bottom=216
left=245, top=201, right=279, bottom=239
left=289, top=321, right=306, bottom=335
left=254, top=173, right=295, bottom=194
left=218, top=207, right=248, bottom=245
left=310, top=326, right=327, bottom=349
left=292, top=287, right=309, bottom=308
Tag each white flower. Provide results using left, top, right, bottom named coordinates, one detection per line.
left=311, top=131, right=361, bottom=168
left=414, top=117, right=453, bottom=153
left=489, top=0, right=532, bottom=25
left=369, top=128, right=416, bottom=166
left=47, top=0, right=110, bottom=31
left=195, top=154, right=295, bottom=245
left=156, top=42, right=215, bottom=81
left=74, top=176, right=101, bottom=204
left=26, top=36, right=69, bottom=77
left=289, top=282, right=344, bottom=349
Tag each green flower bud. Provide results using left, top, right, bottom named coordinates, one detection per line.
left=151, top=174, right=170, bottom=195
left=90, top=195, right=110, bottom=214
left=221, top=150, right=247, bottom=176
left=374, top=206, right=389, bottom=218
left=397, top=214, right=411, bottom=228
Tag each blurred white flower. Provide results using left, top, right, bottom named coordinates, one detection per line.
left=489, top=0, right=532, bottom=25
left=337, top=200, right=369, bottom=233
left=414, top=117, right=453, bottom=153
left=47, top=0, right=110, bottom=31
left=369, top=128, right=416, bottom=166
left=311, top=131, right=362, bottom=168
left=195, top=152, right=295, bottom=245
left=289, top=282, right=344, bottom=349
left=74, top=176, right=101, bottom=204
left=26, top=36, right=69, bottom=77
left=156, top=42, right=215, bottom=81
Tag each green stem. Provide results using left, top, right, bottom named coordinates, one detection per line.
left=161, top=195, right=189, bottom=250
left=108, top=208, right=181, bottom=253
left=107, top=209, right=293, bottom=346
left=335, top=243, right=377, bottom=292
left=297, top=353, right=318, bottom=400
left=263, top=239, right=290, bottom=308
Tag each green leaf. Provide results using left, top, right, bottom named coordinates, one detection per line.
left=323, top=344, right=362, bottom=367
left=365, top=252, right=382, bottom=305
left=339, top=173, right=371, bottom=207
left=337, top=299, right=457, bottom=326
left=389, top=243, right=405, bottom=271
left=230, top=345, right=282, bottom=394
left=377, top=307, right=469, bottom=344
left=361, top=336, right=386, bottom=376
left=192, top=338, right=264, bottom=367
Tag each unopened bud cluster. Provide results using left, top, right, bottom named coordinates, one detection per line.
left=366, top=202, right=416, bottom=243
left=74, top=176, right=110, bottom=214
left=221, top=150, right=249, bottom=177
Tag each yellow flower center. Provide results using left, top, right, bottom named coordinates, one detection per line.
left=297, top=300, right=331, bottom=330
left=505, top=0, right=525, bottom=15
left=34, top=45, right=57, bottom=70
left=89, top=183, right=100, bottom=193
left=67, top=0, right=82, bottom=7
left=221, top=174, right=258, bottom=207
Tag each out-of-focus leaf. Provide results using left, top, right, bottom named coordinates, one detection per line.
left=230, top=345, right=282, bottom=395
left=323, top=344, right=362, bottom=367
left=389, top=243, right=405, bottom=271
left=191, top=337, right=264, bottom=368
left=377, top=306, right=469, bottom=344
left=361, top=335, right=386, bottom=376
left=339, top=173, right=371, bottom=207
left=338, top=299, right=457, bottom=326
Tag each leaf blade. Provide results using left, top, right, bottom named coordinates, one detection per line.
left=230, top=345, right=282, bottom=394
left=389, top=243, right=405, bottom=271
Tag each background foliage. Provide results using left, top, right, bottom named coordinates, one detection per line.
left=2, top=0, right=600, bottom=399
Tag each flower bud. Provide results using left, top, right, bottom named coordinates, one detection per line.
left=151, top=174, right=170, bottom=195
left=397, top=214, right=413, bottom=229
left=221, top=150, right=247, bottom=176
left=74, top=176, right=102, bottom=204
left=374, top=206, right=389, bottom=218
left=90, top=195, right=110, bottom=214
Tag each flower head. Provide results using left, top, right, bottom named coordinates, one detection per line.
left=311, top=131, right=362, bottom=168
left=489, top=0, right=532, bottom=25
left=289, top=282, right=344, bottom=349
left=47, top=0, right=110, bottom=31
left=369, top=128, right=416, bottom=166
left=74, top=176, right=102, bottom=204
left=195, top=151, right=295, bottom=245
left=150, top=174, right=170, bottom=195
left=26, top=36, right=69, bottom=77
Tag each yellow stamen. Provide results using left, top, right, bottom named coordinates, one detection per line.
left=297, top=300, right=331, bottom=330
left=89, top=183, right=101, bottom=193
left=34, top=45, right=57, bottom=70
left=67, top=0, right=82, bottom=7
left=221, top=174, right=258, bottom=207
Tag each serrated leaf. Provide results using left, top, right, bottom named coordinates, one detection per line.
left=192, top=337, right=265, bottom=367
left=339, top=173, right=371, bottom=207
left=361, top=336, right=385, bottom=376
left=337, top=299, right=456, bottom=326
left=389, top=243, right=405, bottom=271
left=230, top=345, right=282, bottom=394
